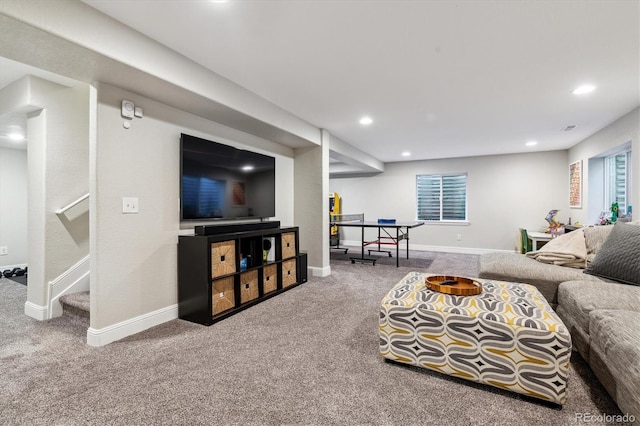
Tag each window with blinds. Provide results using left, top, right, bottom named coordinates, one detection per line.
left=604, top=150, right=632, bottom=213
left=416, top=174, right=467, bottom=221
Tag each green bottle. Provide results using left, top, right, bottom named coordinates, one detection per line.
left=611, top=201, right=619, bottom=222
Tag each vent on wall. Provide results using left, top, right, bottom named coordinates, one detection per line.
left=562, top=125, right=577, bottom=131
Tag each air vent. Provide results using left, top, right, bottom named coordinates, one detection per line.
left=562, top=125, right=577, bottom=132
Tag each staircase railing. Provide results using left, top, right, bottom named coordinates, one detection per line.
left=55, top=193, right=89, bottom=215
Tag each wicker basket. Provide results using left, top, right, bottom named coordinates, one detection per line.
left=212, top=276, right=235, bottom=316
left=282, top=258, right=297, bottom=288
left=263, top=264, right=277, bottom=294
left=240, top=270, right=259, bottom=304
left=211, top=240, right=236, bottom=278
left=281, top=232, right=296, bottom=259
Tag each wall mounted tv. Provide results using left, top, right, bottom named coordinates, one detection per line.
left=180, top=133, right=276, bottom=221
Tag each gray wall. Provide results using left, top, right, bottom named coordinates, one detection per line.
left=0, top=147, right=28, bottom=269
left=330, top=150, right=569, bottom=252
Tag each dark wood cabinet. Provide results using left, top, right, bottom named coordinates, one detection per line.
left=178, top=225, right=306, bottom=325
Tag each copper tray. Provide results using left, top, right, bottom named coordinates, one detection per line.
left=425, top=275, right=482, bottom=296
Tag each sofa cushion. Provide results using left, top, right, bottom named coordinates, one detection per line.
left=479, top=252, right=603, bottom=304
left=583, top=225, right=613, bottom=265
left=589, top=310, right=640, bottom=420
left=585, top=222, right=640, bottom=286
left=557, top=280, right=640, bottom=335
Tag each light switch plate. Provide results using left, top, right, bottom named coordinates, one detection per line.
left=122, top=197, right=139, bottom=214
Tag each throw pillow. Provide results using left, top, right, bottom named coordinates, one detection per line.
left=584, top=222, right=640, bottom=286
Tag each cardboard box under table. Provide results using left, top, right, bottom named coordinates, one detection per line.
left=379, top=272, right=572, bottom=405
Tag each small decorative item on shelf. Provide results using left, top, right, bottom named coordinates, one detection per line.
left=598, top=211, right=613, bottom=225
left=611, top=201, right=619, bottom=222
left=545, top=209, right=561, bottom=233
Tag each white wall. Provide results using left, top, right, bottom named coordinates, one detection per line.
left=294, top=129, right=331, bottom=277
left=28, top=78, right=90, bottom=310
left=330, top=150, right=569, bottom=252
left=0, top=147, right=28, bottom=269
left=569, top=107, right=640, bottom=225
left=90, top=82, right=296, bottom=330
left=0, top=76, right=90, bottom=315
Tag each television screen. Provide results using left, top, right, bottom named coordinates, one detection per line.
left=180, top=133, right=276, bottom=221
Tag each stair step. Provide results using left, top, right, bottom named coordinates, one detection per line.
left=59, top=291, right=90, bottom=325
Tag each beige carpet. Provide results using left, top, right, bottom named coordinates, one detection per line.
left=0, top=250, right=625, bottom=425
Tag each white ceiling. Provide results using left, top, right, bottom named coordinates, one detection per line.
left=2, top=1, right=639, bottom=163
left=80, top=0, right=640, bottom=163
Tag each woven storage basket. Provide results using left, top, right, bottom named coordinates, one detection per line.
left=281, top=232, right=296, bottom=259
left=282, top=258, right=297, bottom=288
left=263, top=264, right=277, bottom=294
left=211, top=240, right=236, bottom=278
left=212, top=276, right=235, bottom=316
left=240, top=270, right=259, bottom=304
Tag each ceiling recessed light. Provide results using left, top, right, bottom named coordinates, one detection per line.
left=8, top=133, right=25, bottom=141
left=359, top=116, right=373, bottom=126
left=572, top=84, right=596, bottom=95
left=401, top=151, right=411, bottom=157
left=241, top=165, right=254, bottom=171
left=526, top=141, right=537, bottom=147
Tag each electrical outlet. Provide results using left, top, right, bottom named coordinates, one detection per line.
left=0, top=246, right=7, bottom=255
left=456, top=234, right=462, bottom=241
left=122, top=197, right=139, bottom=214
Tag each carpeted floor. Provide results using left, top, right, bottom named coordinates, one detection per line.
left=7, top=274, right=27, bottom=286
left=330, top=248, right=433, bottom=268
left=0, top=250, right=627, bottom=425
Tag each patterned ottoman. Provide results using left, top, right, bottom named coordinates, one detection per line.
left=379, top=272, right=572, bottom=405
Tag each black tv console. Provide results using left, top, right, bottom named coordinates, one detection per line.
left=178, top=224, right=304, bottom=325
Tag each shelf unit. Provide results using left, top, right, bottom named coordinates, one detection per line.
left=178, top=225, right=306, bottom=325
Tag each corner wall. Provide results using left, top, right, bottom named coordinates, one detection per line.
left=89, top=82, right=296, bottom=338
left=330, top=150, right=569, bottom=252
left=568, top=107, right=640, bottom=225
left=1, top=76, right=90, bottom=318
left=0, top=147, right=28, bottom=269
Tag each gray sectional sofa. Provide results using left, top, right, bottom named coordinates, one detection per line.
left=479, top=222, right=640, bottom=422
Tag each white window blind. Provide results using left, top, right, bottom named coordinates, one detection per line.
left=604, top=151, right=631, bottom=213
left=417, top=174, right=467, bottom=221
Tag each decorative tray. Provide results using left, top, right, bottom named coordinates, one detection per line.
left=425, top=275, right=482, bottom=296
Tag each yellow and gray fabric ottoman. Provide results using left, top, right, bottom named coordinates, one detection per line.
left=379, top=272, right=572, bottom=405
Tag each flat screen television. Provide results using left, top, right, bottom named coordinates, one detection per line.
left=180, top=133, right=276, bottom=221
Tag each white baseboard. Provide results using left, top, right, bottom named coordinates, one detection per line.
left=339, top=240, right=513, bottom=255
left=24, top=301, right=48, bottom=320
left=309, top=265, right=331, bottom=277
left=86, top=304, right=178, bottom=347
left=410, top=244, right=513, bottom=255
left=0, top=263, right=28, bottom=271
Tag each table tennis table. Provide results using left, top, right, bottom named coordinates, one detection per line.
left=330, top=214, right=424, bottom=267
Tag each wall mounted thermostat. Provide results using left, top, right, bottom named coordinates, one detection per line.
left=121, top=100, right=135, bottom=119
